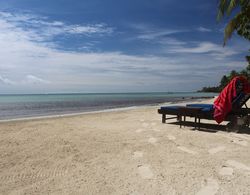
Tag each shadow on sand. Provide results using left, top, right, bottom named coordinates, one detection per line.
left=168, top=121, right=250, bottom=135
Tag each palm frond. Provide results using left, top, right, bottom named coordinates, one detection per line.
left=217, top=0, right=229, bottom=21
left=227, top=0, right=239, bottom=15
left=239, top=0, right=250, bottom=7
left=223, top=11, right=245, bottom=45
left=224, top=19, right=237, bottom=45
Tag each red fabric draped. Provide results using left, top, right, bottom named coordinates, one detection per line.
left=213, top=76, right=250, bottom=124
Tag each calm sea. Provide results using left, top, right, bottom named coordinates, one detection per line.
left=0, top=92, right=217, bottom=120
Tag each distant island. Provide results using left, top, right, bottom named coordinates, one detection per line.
left=199, top=56, right=250, bottom=93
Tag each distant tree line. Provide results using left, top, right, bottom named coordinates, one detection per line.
left=199, top=56, right=250, bottom=92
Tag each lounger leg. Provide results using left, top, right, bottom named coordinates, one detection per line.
left=162, top=114, right=166, bottom=123
left=180, top=116, right=182, bottom=128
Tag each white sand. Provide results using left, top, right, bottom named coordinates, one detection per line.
left=196, top=178, right=219, bottom=195
left=208, top=146, right=226, bottom=154
left=0, top=98, right=250, bottom=194
left=219, top=166, right=234, bottom=176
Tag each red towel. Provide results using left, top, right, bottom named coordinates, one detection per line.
left=213, top=76, right=250, bottom=124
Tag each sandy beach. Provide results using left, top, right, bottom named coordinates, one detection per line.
left=1, top=98, right=250, bottom=195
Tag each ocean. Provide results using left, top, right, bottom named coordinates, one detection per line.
left=0, top=92, right=217, bottom=120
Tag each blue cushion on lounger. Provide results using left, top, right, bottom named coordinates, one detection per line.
left=160, top=106, right=180, bottom=111
left=186, top=104, right=214, bottom=112
left=160, top=104, right=214, bottom=113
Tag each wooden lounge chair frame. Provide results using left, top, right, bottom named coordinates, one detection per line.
left=158, top=91, right=250, bottom=129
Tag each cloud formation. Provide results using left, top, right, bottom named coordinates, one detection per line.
left=0, top=11, right=113, bottom=43
left=25, top=75, right=50, bottom=84
left=128, top=24, right=245, bottom=60
left=167, top=42, right=238, bottom=59
left=197, top=27, right=212, bottom=32
left=0, top=11, right=247, bottom=93
left=0, top=76, right=14, bottom=85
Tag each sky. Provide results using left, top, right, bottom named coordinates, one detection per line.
left=0, top=0, right=249, bottom=94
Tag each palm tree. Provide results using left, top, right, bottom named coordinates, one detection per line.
left=217, top=0, right=250, bottom=45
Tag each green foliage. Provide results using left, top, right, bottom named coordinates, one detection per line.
left=228, top=70, right=239, bottom=80
left=246, top=55, right=250, bottom=65
left=198, top=86, right=220, bottom=93
left=217, top=0, right=250, bottom=45
left=220, top=75, right=230, bottom=89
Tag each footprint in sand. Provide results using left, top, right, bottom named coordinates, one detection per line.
left=130, top=192, right=140, bottom=195
left=219, top=133, right=249, bottom=146
left=133, top=151, right=143, bottom=158
left=148, top=137, right=158, bottom=145
left=232, top=133, right=250, bottom=141
left=196, top=178, right=219, bottom=195
left=135, top=129, right=144, bottom=133
left=152, top=128, right=160, bottom=132
left=208, top=146, right=225, bottom=155
left=231, top=139, right=248, bottom=146
left=167, top=135, right=176, bottom=141
left=226, top=160, right=250, bottom=171
left=177, top=146, right=197, bottom=155
left=138, top=164, right=154, bottom=179
left=151, top=122, right=156, bottom=126
left=219, top=166, right=234, bottom=176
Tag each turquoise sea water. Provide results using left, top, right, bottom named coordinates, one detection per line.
left=0, top=92, right=217, bottom=120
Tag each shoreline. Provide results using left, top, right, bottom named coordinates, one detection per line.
left=0, top=97, right=214, bottom=123
left=0, top=105, right=143, bottom=123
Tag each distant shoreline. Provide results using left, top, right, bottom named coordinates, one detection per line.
left=0, top=91, right=215, bottom=95
left=0, top=96, right=214, bottom=122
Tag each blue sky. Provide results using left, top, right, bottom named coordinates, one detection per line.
left=0, top=0, right=249, bottom=93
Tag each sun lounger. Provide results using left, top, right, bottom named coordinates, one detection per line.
left=158, top=77, right=250, bottom=129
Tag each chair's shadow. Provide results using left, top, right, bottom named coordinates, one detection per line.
left=168, top=121, right=250, bottom=134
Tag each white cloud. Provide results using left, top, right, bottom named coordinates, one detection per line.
left=0, top=11, right=247, bottom=93
left=128, top=23, right=188, bottom=42
left=172, top=42, right=219, bottom=53
left=0, top=76, right=15, bottom=85
left=197, top=27, right=212, bottom=32
left=25, top=75, right=50, bottom=84
left=137, top=29, right=185, bottom=40
left=166, top=42, right=238, bottom=58
left=66, top=23, right=113, bottom=35
left=131, top=24, right=212, bottom=42
left=0, top=11, right=113, bottom=42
